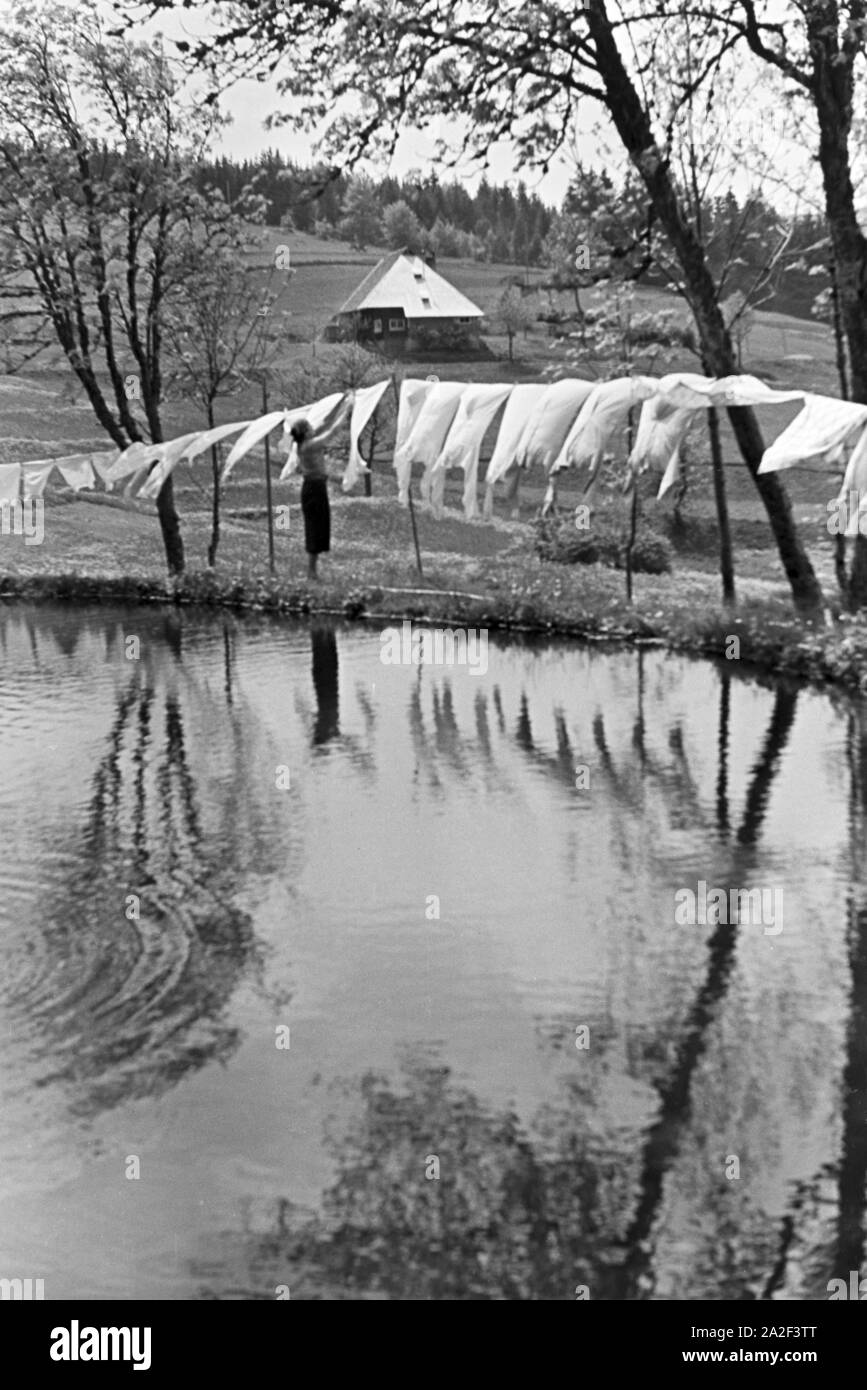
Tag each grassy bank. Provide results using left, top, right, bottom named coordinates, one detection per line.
left=3, top=482, right=867, bottom=695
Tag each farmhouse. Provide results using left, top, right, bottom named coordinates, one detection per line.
left=327, top=250, right=484, bottom=353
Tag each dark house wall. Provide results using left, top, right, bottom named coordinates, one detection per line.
left=325, top=310, right=481, bottom=355
left=358, top=308, right=408, bottom=343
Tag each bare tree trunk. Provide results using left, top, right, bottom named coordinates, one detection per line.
left=585, top=0, right=822, bottom=612
left=801, top=8, right=867, bottom=606
left=708, top=405, right=736, bottom=605
left=831, top=258, right=851, bottom=402
left=625, top=488, right=638, bottom=603
left=208, top=445, right=220, bottom=569
left=156, top=475, right=185, bottom=576
left=830, top=259, right=850, bottom=600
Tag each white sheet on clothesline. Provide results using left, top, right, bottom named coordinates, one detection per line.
left=552, top=376, right=658, bottom=478
left=20, top=461, right=57, bottom=500
left=515, top=378, right=595, bottom=473
left=484, top=383, right=548, bottom=488
left=432, top=382, right=513, bottom=518
left=629, top=375, right=806, bottom=498
left=223, top=413, right=287, bottom=481
left=56, top=455, right=96, bottom=492
left=343, top=381, right=392, bottom=492
left=138, top=422, right=251, bottom=499
left=656, top=373, right=804, bottom=411
left=137, top=432, right=211, bottom=499
left=0, top=464, right=21, bottom=503
left=759, top=393, right=867, bottom=473
left=391, top=381, right=466, bottom=505
left=627, top=396, right=698, bottom=498
left=391, top=378, right=436, bottom=502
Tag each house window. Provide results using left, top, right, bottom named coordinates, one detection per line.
left=389, top=317, right=406, bottom=331
left=373, top=319, right=383, bottom=334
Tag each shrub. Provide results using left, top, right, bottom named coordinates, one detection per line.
left=534, top=512, right=672, bottom=574
left=534, top=514, right=618, bottom=567
left=412, top=322, right=477, bottom=352
left=629, top=533, right=673, bottom=575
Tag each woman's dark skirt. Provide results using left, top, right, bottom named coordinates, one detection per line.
left=301, top=476, right=330, bottom=555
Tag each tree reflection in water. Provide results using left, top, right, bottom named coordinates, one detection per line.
left=19, top=610, right=288, bottom=1119
left=191, top=655, right=857, bottom=1302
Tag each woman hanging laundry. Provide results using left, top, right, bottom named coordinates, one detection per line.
left=290, top=393, right=354, bottom=579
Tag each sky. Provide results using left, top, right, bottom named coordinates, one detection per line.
left=214, top=78, right=580, bottom=207
left=96, top=0, right=832, bottom=215
left=122, top=0, right=610, bottom=208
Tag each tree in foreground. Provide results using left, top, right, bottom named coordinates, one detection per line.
left=715, top=0, right=867, bottom=606
left=0, top=0, right=248, bottom=574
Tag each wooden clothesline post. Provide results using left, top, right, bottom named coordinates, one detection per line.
left=262, top=375, right=275, bottom=575
left=624, top=404, right=637, bottom=604
left=707, top=403, right=735, bottom=606
left=390, top=372, right=424, bottom=578
left=406, top=481, right=424, bottom=579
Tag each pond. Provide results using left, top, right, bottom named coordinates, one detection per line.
left=0, top=604, right=863, bottom=1301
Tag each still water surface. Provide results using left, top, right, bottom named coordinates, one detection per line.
left=0, top=604, right=864, bottom=1300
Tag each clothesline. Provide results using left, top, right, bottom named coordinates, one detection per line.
left=3, top=373, right=864, bottom=530
left=0, top=453, right=117, bottom=505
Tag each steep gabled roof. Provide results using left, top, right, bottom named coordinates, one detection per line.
left=336, top=251, right=484, bottom=319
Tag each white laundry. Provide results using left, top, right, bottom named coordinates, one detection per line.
left=106, top=441, right=164, bottom=483
left=278, top=394, right=346, bottom=480
left=759, top=394, right=867, bottom=473
left=826, top=427, right=867, bottom=535
left=223, top=412, right=287, bottom=481
left=516, top=378, right=596, bottom=473
left=627, top=396, right=697, bottom=497
left=136, top=433, right=207, bottom=499
left=392, top=378, right=436, bottom=496
left=394, top=379, right=432, bottom=450
left=630, top=374, right=806, bottom=498
left=481, top=383, right=548, bottom=519
left=840, top=426, right=867, bottom=495
left=657, top=450, right=685, bottom=500
left=655, top=372, right=804, bottom=411
left=139, top=425, right=249, bottom=499
left=484, top=384, right=549, bottom=487
left=482, top=465, right=516, bottom=520
left=0, top=464, right=21, bottom=503
left=392, top=382, right=466, bottom=505
left=432, top=383, right=513, bottom=518
left=56, top=455, right=96, bottom=491
left=343, top=380, right=391, bottom=492
left=20, top=460, right=57, bottom=500
left=184, top=421, right=252, bottom=463
left=90, top=453, right=120, bottom=490
left=552, top=376, right=657, bottom=477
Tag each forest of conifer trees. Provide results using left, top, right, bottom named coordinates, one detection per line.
left=196, top=152, right=833, bottom=321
